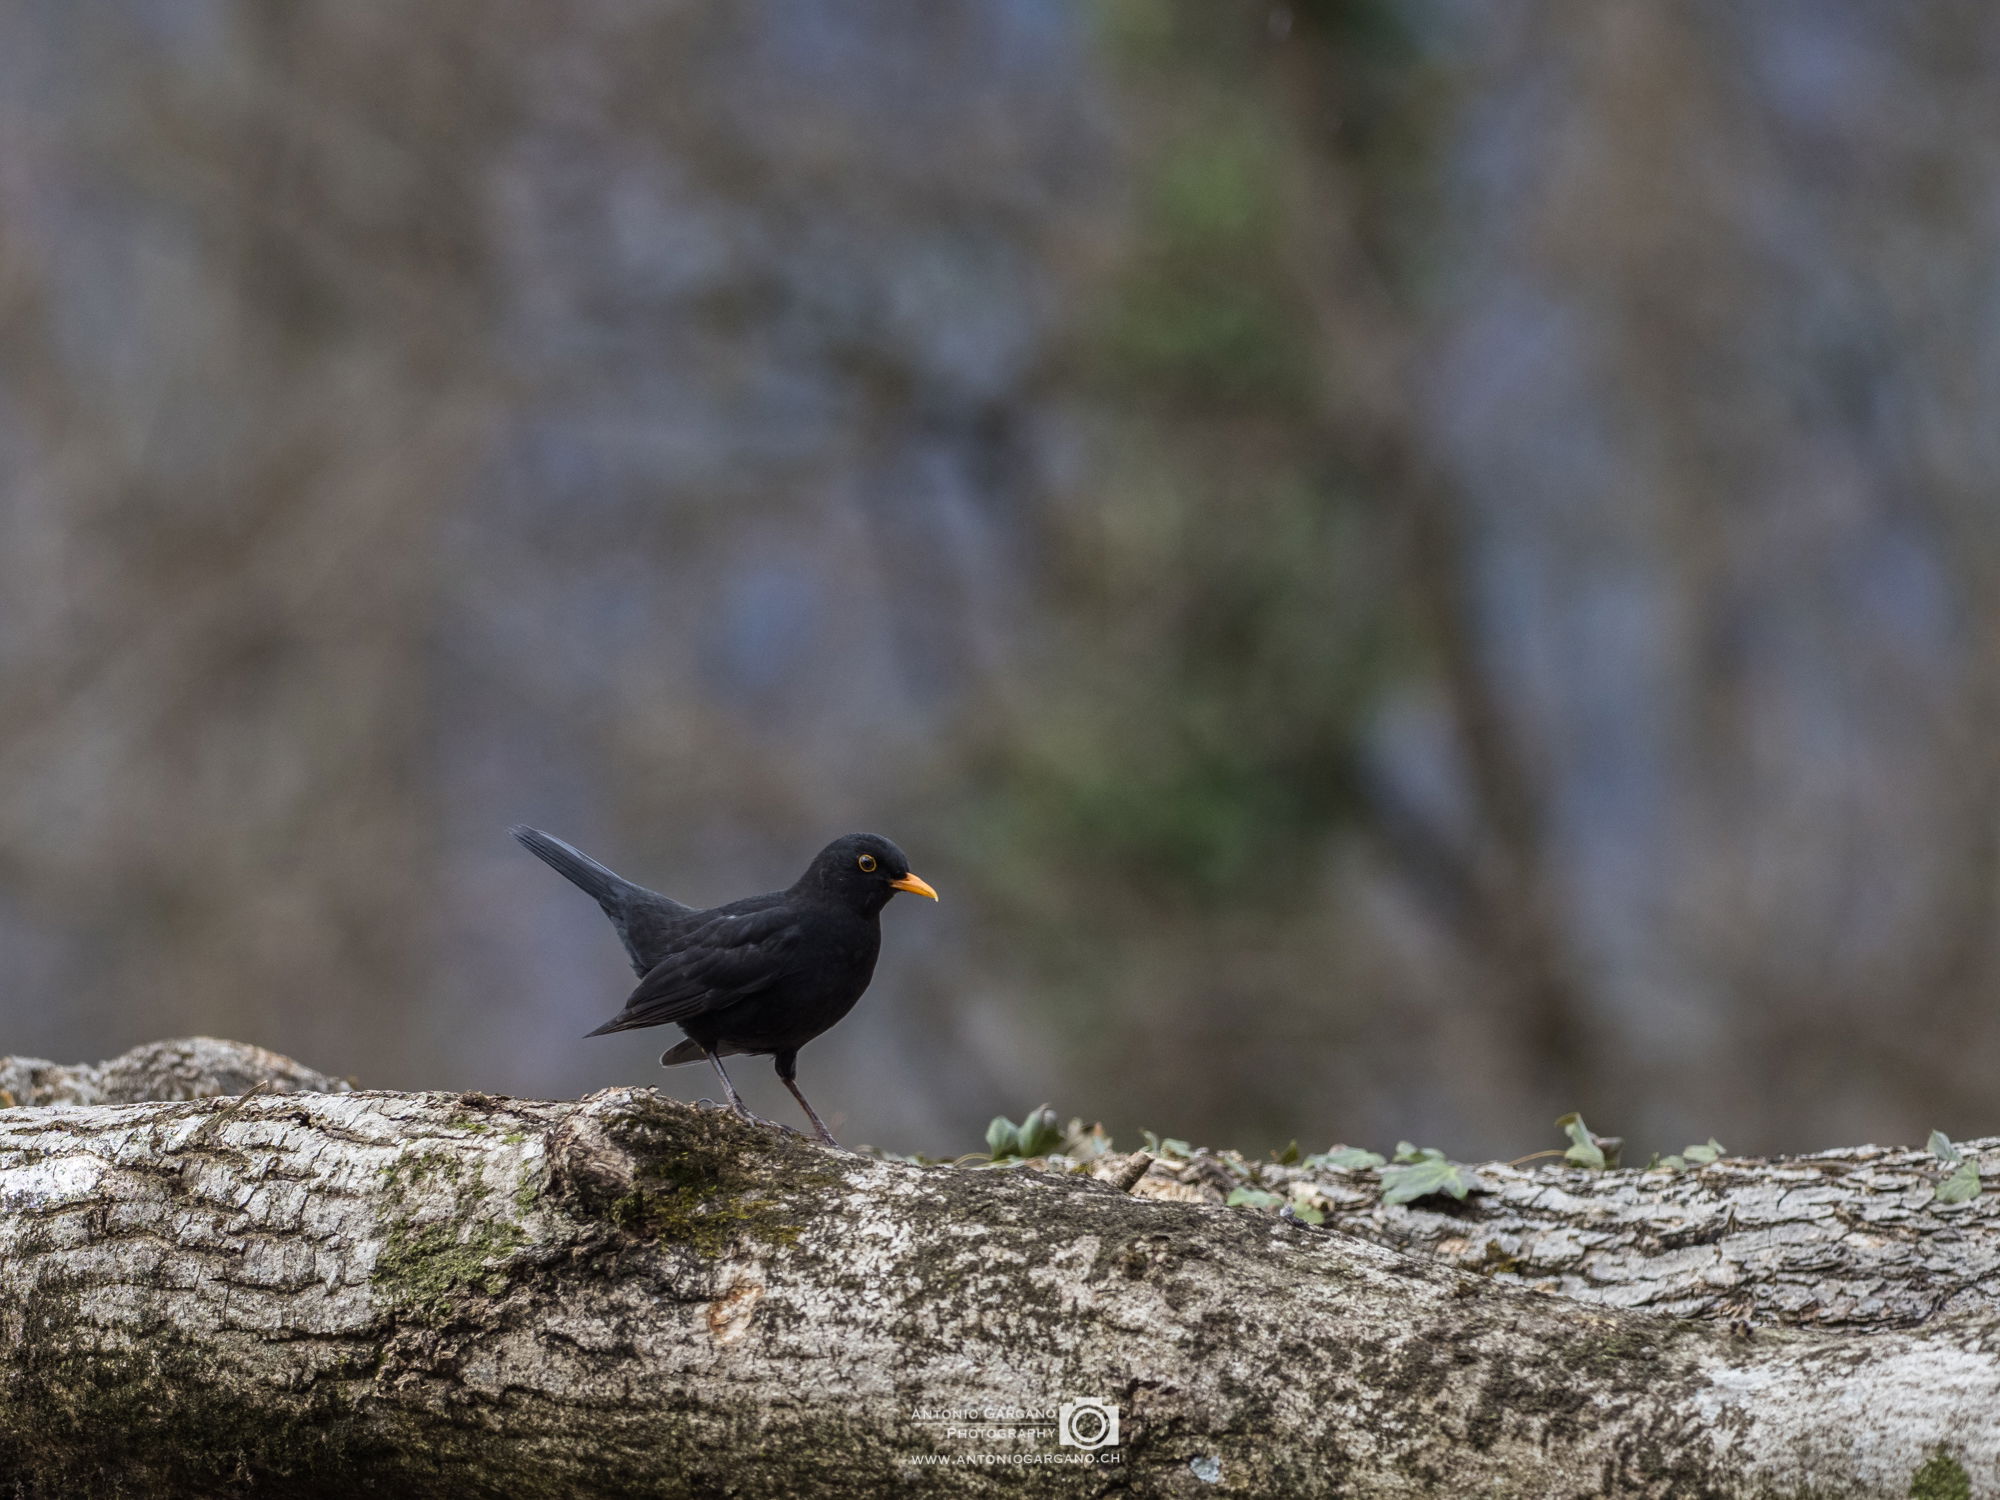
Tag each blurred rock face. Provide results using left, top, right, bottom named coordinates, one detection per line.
left=4, top=1, right=2000, bottom=1161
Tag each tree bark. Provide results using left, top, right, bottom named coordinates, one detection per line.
left=0, top=1036, right=350, bottom=1108
left=1, top=1042, right=1995, bottom=1498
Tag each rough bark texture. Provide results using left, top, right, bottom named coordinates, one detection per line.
left=1124, top=1140, right=2000, bottom=1331
left=0, top=1041, right=1995, bottom=1498
left=0, top=1037, right=352, bottom=1108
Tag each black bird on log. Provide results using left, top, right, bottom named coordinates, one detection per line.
left=510, top=826, right=937, bottom=1145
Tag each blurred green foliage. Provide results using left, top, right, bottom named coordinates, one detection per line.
left=980, top=0, right=1424, bottom=924
left=969, top=2, right=1430, bottom=1088
left=1102, top=112, right=1310, bottom=409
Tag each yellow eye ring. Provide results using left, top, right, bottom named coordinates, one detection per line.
left=857, top=854, right=877, bottom=872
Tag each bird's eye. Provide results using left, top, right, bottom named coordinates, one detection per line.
left=857, top=854, right=877, bottom=873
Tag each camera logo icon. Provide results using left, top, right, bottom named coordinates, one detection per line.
left=1057, top=1398, right=1120, bottom=1451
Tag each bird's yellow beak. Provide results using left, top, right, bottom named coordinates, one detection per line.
left=891, top=871, right=939, bottom=901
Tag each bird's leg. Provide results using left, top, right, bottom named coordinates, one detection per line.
left=703, top=1048, right=754, bottom=1120
left=775, top=1050, right=838, bottom=1147
left=782, top=1079, right=837, bottom=1147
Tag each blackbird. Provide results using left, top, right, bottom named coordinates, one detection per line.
left=510, top=826, right=937, bottom=1145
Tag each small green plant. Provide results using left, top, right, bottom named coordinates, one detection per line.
left=1140, top=1130, right=1195, bottom=1161
left=1379, top=1142, right=1476, bottom=1205
left=1555, top=1113, right=1620, bottom=1169
left=1929, top=1130, right=1983, bottom=1206
left=1652, top=1139, right=1725, bottom=1171
left=986, top=1106, right=1065, bottom=1162
left=1225, top=1187, right=1284, bottom=1210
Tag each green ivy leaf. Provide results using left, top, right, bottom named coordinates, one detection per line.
left=985, top=1106, right=1063, bottom=1162
left=1381, top=1157, right=1473, bottom=1205
left=1391, top=1140, right=1429, bottom=1164
left=1556, top=1112, right=1605, bottom=1170
left=1226, top=1187, right=1285, bottom=1210
left=1936, top=1158, right=1983, bottom=1205
left=1929, top=1129, right=1963, bottom=1165
left=1016, top=1107, right=1063, bottom=1159
left=1307, top=1146, right=1387, bottom=1171
left=1288, top=1201, right=1325, bottom=1225
left=1681, top=1139, right=1724, bottom=1165
left=1653, top=1154, right=1686, bottom=1171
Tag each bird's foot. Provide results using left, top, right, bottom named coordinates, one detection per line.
left=697, top=1097, right=819, bottom=1141
left=696, top=1097, right=766, bottom=1121
left=725, top=1102, right=791, bottom=1132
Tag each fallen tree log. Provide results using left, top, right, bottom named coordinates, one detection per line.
left=0, top=1040, right=1994, bottom=1497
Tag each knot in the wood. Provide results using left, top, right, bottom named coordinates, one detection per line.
left=546, top=1088, right=659, bottom=1212
left=546, top=1090, right=839, bottom=1252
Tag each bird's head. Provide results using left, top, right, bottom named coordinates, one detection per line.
left=797, top=833, right=938, bottom=915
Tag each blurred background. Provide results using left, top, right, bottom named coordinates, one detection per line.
left=5, top=0, right=2000, bottom=1160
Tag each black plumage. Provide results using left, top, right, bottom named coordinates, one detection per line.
left=511, top=826, right=937, bottom=1145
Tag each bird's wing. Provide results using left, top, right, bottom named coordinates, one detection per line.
left=585, top=900, right=806, bottom=1035
left=611, top=893, right=703, bottom=978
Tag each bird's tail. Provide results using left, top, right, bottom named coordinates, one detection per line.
left=510, top=825, right=633, bottom=907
